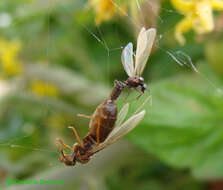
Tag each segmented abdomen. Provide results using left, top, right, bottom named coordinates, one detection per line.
left=88, top=99, right=117, bottom=143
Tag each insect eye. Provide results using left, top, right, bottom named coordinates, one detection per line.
left=139, top=77, right=144, bottom=82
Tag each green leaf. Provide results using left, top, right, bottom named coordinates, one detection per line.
left=128, top=64, right=223, bottom=179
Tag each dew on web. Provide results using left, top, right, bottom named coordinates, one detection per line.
left=96, top=26, right=110, bottom=52
left=199, top=73, right=223, bottom=95
left=176, top=51, right=199, bottom=73
left=81, top=24, right=106, bottom=49
left=109, top=46, right=124, bottom=52
left=166, top=50, right=184, bottom=66
left=165, top=50, right=223, bottom=95
left=109, top=0, right=140, bottom=29
left=109, top=0, right=128, bottom=17
left=217, top=88, right=223, bottom=96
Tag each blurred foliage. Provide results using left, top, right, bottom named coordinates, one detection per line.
left=0, top=0, right=223, bottom=190
left=0, top=38, right=22, bottom=77
left=128, top=64, right=223, bottom=179
left=106, top=156, right=205, bottom=190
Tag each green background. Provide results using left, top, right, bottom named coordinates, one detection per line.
left=0, top=0, right=223, bottom=189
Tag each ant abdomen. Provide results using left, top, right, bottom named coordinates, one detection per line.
left=88, top=99, right=117, bottom=143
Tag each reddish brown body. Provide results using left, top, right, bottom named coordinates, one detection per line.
left=73, top=99, right=117, bottom=165
left=88, top=99, right=117, bottom=142
left=57, top=81, right=125, bottom=166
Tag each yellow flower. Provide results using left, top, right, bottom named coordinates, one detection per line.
left=31, top=80, right=59, bottom=98
left=171, top=0, right=223, bottom=45
left=0, top=39, right=22, bottom=77
left=89, top=0, right=126, bottom=25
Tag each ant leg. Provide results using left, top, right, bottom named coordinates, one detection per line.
left=134, top=85, right=150, bottom=101
left=68, top=126, right=84, bottom=149
left=135, top=91, right=143, bottom=101
left=56, top=138, right=72, bottom=151
left=56, top=143, right=67, bottom=162
left=96, top=119, right=101, bottom=146
left=127, top=88, right=142, bottom=102
left=56, top=143, right=65, bottom=156
left=77, top=114, right=92, bottom=119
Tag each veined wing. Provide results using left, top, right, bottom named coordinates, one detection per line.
left=115, top=103, right=129, bottom=127
left=91, top=110, right=145, bottom=154
left=121, top=42, right=134, bottom=77
left=135, top=27, right=156, bottom=76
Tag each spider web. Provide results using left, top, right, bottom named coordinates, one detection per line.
left=0, top=0, right=222, bottom=173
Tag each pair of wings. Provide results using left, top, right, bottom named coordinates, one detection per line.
left=121, top=27, right=157, bottom=77
left=91, top=103, right=146, bottom=154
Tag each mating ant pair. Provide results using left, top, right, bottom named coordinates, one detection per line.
left=56, top=27, right=156, bottom=166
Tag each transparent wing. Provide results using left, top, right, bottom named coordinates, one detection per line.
left=91, top=110, right=145, bottom=153
left=135, top=27, right=156, bottom=76
left=115, top=103, right=129, bottom=127
left=121, top=42, right=134, bottom=77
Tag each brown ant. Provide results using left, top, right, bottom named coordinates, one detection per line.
left=56, top=27, right=156, bottom=166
